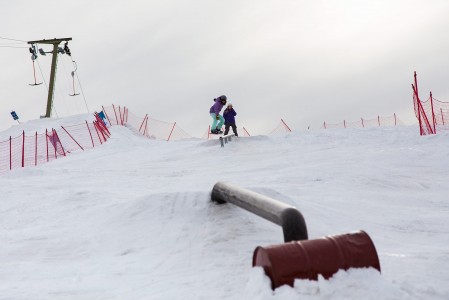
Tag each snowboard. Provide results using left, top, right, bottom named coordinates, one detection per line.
left=210, top=129, right=223, bottom=135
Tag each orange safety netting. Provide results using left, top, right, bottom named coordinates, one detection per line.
left=270, top=119, right=293, bottom=135
left=0, top=119, right=109, bottom=174
left=102, top=105, right=192, bottom=141
left=322, top=114, right=404, bottom=129
left=412, top=72, right=449, bottom=135
left=432, top=97, right=449, bottom=130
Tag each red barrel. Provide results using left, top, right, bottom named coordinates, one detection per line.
left=252, top=230, right=381, bottom=289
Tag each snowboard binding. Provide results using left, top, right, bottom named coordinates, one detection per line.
left=210, top=128, right=223, bottom=134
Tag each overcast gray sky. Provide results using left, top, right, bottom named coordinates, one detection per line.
left=1, top=0, right=449, bottom=136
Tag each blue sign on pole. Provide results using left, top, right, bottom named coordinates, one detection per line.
left=11, top=111, right=19, bottom=121
left=98, top=111, right=109, bottom=126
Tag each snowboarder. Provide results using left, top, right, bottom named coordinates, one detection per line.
left=209, top=95, right=227, bottom=134
left=223, top=104, right=238, bottom=136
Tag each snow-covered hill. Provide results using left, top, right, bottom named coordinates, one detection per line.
left=1, top=116, right=448, bottom=300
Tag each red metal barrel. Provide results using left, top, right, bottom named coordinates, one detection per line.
left=252, top=230, right=381, bottom=289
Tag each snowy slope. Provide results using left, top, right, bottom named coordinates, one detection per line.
left=0, top=116, right=448, bottom=300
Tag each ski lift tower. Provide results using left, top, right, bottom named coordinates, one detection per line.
left=27, top=37, right=72, bottom=118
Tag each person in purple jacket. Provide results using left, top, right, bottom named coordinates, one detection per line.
left=223, top=103, right=238, bottom=136
left=209, top=95, right=227, bottom=134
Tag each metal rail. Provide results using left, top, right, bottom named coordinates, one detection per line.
left=219, top=134, right=235, bottom=147
left=211, top=182, right=308, bottom=242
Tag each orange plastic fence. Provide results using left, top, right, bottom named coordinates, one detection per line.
left=0, top=119, right=109, bottom=174
left=322, top=114, right=404, bottom=129
left=270, top=119, right=292, bottom=135
left=432, top=97, right=449, bottom=131
left=102, top=104, right=192, bottom=141
left=412, top=72, right=449, bottom=135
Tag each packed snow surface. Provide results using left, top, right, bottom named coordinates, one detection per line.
left=0, top=115, right=448, bottom=299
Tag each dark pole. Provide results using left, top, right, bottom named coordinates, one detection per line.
left=28, top=38, right=72, bottom=118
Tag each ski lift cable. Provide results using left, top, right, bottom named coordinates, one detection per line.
left=53, top=53, right=70, bottom=116
left=60, top=55, right=76, bottom=95
left=61, top=56, right=82, bottom=115
left=57, top=41, right=89, bottom=114
left=35, top=50, right=49, bottom=92
left=70, top=56, right=90, bottom=113
left=0, top=37, right=27, bottom=48
left=75, top=68, right=89, bottom=113
left=0, top=45, right=28, bottom=48
left=60, top=55, right=82, bottom=114
left=0, top=41, right=25, bottom=45
left=0, top=36, right=27, bottom=42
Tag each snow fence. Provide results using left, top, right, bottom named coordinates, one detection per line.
left=202, top=120, right=292, bottom=139
left=412, top=72, right=449, bottom=135
left=321, top=114, right=404, bottom=129
left=101, top=104, right=192, bottom=141
left=0, top=119, right=109, bottom=174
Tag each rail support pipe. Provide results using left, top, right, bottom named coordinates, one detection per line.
left=253, top=230, right=381, bottom=289
left=211, top=182, right=308, bottom=242
left=219, top=134, right=235, bottom=147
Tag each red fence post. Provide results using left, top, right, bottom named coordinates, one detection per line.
left=53, top=129, right=66, bottom=156
left=430, top=92, right=437, bottom=134
left=46, top=129, right=49, bottom=162
left=412, top=81, right=434, bottom=135
left=118, top=106, right=124, bottom=125
left=441, top=108, right=445, bottom=125
left=418, top=101, right=433, bottom=134
left=95, top=121, right=107, bottom=143
left=139, top=114, right=148, bottom=133
left=95, top=113, right=110, bottom=137
left=412, top=84, right=424, bottom=135
left=413, top=72, right=429, bottom=135
left=112, top=104, right=119, bottom=125
left=53, top=130, right=66, bottom=157
left=9, top=136, right=12, bottom=170
left=35, top=132, right=38, bottom=166
left=207, top=125, right=211, bottom=140
left=143, top=116, right=149, bottom=136
left=52, top=129, right=58, bottom=159
left=413, top=72, right=424, bottom=135
left=22, top=131, right=25, bottom=167
left=102, top=105, right=113, bottom=127
left=281, top=119, right=292, bottom=132
left=167, top=122, right=176, bottom=141
left=61, top=125, right=85, bottom=151
left=86, top=120, right=95, bottom=148
left=93, top=121, right=103, bottom=144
